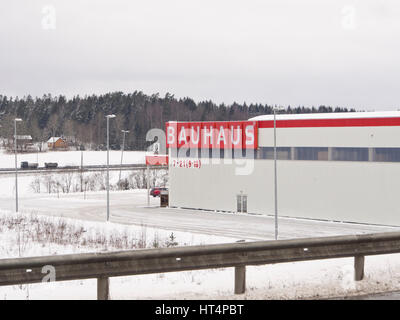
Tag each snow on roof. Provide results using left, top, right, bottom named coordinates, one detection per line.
left=15, top=135, right=32, bottom=140
left=47, top=137, right=63, bottom=143
left=248, top=111, right=400, bottom=121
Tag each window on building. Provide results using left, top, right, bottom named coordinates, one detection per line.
left=294, top=147, right=329, bottom=161
left=170, top=147, right=400, bottom=163
left=374, top=148, right=400, bottom=162
left=223, top=148, right=256, bottom=159
left=257, top=147, right=291, bottom=160
left=331, top=147, right=369, bottom=162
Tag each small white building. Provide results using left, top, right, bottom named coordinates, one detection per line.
left=14, top=135, right=33, bottom=152
left=166, top=111, right=400, bottom=226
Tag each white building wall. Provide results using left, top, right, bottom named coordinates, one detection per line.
left=168, top=112, right=400, bottom=226
left=169, top=159, right=400, bottom=226
left=258, top=126, right=400, bottom=148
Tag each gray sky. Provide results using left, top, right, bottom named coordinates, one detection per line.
left=1, top=0, right=399, bottom=110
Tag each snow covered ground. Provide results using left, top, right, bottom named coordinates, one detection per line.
left=0, top=189, right=395, bottom=241
left=0, top=209, right=238, bottom=300
left=0, top=170, right=158, bottom=198
left=0, top=150, right=147, bottom=168
left=0, top=149, right=160, bottom=198
left=1, top=209, right=400, bottom=300
left=0, top=189, right=399, bottom=299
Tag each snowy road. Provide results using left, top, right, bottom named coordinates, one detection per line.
left=0, top=190, right=397, bottom=241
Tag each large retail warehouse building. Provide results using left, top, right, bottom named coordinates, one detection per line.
left=166, top=111, right=400, bottom=226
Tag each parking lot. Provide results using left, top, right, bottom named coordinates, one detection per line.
left=0, top=189, right=397, bottom=241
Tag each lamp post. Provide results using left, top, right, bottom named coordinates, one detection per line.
left=273, top=107, right=284, bottom=240
left=119, top=130, right=129, bottom=182
left=14, top=118, right=22, bottom=213
left=106, top=114, right=116, bottom=222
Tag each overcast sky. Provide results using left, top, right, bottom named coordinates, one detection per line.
left=0, top=0, right=399, bottom=110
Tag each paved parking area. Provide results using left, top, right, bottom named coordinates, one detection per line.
left=0, top=190, right=397, bottom=241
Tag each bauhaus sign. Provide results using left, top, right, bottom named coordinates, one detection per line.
left=166, top=121, right=258, bottom=149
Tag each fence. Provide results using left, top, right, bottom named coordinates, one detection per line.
left=1, top=231, right=400, bottom=299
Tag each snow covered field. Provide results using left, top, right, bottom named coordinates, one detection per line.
left=0, top=210, right=238, bottom=300
left=0, top=170, right=160, bottom=198
left=1, top=209, right=400, bottom=300
left=0, top=150, right=147, bottom=168
left=0, top=150, right=159, bottom=198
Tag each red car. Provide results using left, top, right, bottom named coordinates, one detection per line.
left=150, top=187, right=168, bottom=197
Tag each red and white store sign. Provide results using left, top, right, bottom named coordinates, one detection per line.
left=166, top=121, right=258, bottom=149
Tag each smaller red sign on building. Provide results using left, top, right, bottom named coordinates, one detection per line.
left=145, top=155, right=169, bottom=166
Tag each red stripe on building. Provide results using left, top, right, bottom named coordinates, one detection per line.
left=257, top=117, right=400, bottom=128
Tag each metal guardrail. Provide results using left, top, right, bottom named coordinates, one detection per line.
left=1, top=231, right=400, bottom=299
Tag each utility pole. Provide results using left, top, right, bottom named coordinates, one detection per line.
left=14, top=118, right=22, bottom=212
left=147, top=165, right=150, bottom=207
left=80, top=150, right=83, bottom=193
left=106, top=114, right=116, bottom=222
left=273, top=106, right=284, bottom=240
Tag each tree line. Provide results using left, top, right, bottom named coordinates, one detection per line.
left=0, top=92, right=356, bottom=151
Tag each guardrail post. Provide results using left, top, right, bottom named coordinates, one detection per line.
left=354, top=255, right=365, bottom=281
left=234, top=266, right=246, bottom=294
left=97, top=276, right=110, bottom=300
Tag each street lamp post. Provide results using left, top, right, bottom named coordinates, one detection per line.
left=14, top=118, right=22, bottom=213
left=273, top=107, right=284, bottom=240
left=119, top=130, right=129, bottom=182
left=106, top=114, right=116, bottom=222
